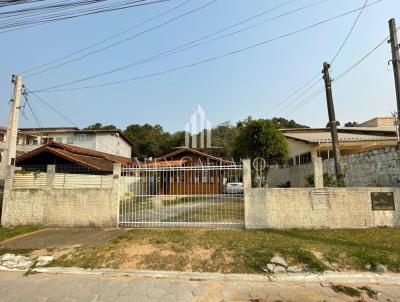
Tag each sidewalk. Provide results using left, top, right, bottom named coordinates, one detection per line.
left=1, top=271, right=399, bottom=302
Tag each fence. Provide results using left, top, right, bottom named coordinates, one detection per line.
left=13, top=165, right=113, bottom=189
left=119, top=164, right=244, bottom=228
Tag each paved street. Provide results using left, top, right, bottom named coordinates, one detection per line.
left=1, top=271, right=400, bottom=302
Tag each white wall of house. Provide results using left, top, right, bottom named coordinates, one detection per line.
left=28, top=132, right=131, bottom=158
left=94, top=132, right=131, bottom=158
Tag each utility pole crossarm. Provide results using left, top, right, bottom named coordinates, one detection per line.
left=388, top=18, right=400, bottom=147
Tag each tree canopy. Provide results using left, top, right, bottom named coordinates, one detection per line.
left=344, top=121, right=359, bottom=127
left=231, top=118, right=288, bottom=163
left=84, top=116, right=301, bottom=161
left=270, top=117, right=309, bottom=129
left=83, top=123, right=117, bottom=130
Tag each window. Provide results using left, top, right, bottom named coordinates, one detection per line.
left=67, top=137, right=74, bottom=144
left=77, top=134, right=86, bottom=143
left=55, top=137, right=63, bottom=143
left=0, top=133, right=4, bottom=142
left=32, top=139, right=38, bottom=145
left=41, top=137, right=49, bottom=144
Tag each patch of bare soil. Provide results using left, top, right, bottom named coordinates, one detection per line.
left=119, top=243, right=157, bottom=269
left=30, top=249, right=48, bottom=259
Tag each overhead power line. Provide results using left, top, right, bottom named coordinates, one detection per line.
left=268, top=0, right=371, bottom=117
left=24, top=87, right=79, bottom=127
left=31, top=0, right=383, bottom=93
left=0, top=0, right=169, bottom=32
left=330, top=0, right=369, bottom=64
left=25, top=0, right=327, bottom=81
left=23, top=0, right=219, bottom=78
left=284, top=32, right=394, bottom=117
left=21, top=0, right=194, bottom=75
left=23, top=0, right=300, bottom=77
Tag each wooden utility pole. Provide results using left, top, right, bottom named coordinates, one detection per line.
left=388, top=18, right=400, bottom=146
left=0, top=75, right=22, bottom=179
left=322, top=62, right=343, bottom=185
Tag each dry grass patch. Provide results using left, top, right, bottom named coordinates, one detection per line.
left=40, top=228, right=400, bottom=274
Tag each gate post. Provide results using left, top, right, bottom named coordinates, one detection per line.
left=313, top=157, right=324, bottom=188
left=243, top=159, right=251, bottom=229
left=112, top=163, right=121, bottom=227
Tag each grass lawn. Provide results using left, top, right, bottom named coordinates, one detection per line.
left=50, top=228, right=400, bottom=274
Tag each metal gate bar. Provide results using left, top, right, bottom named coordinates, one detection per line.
left=119, top=164, right=244, bottom=229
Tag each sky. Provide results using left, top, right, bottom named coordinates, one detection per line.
left=0, top=0, right=399, bottom=133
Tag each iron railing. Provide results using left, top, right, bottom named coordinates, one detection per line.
left=119, top=164, right=244, bottom=229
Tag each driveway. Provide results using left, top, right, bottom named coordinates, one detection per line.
left=0, top=228, right=126, bottom=249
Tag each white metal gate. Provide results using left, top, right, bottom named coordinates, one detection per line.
left=119, top=164, right=244, bottom=228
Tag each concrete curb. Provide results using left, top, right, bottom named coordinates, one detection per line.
left=5, top=267, right=393, bottom=285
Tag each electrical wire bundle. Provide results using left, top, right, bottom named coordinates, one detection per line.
left=0, top=0, right=167, bottom=32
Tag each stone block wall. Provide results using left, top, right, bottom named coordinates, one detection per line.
left=267, top=147, right=400, bottom=188
left=324, top=147, right=400, bottom=187
left=245, top=187, right=400, bottom=229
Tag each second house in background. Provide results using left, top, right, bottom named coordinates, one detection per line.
left=18, top=127, right=132, bottom=158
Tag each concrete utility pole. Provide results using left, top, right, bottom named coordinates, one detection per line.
left=388, top=18, right=400, bottom=147
left=322, top=62, right=343, bottom=186
left=0, top=75, right=22, bottom=179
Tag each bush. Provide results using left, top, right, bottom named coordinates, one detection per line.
left=305, top=173, right=337, bottom=187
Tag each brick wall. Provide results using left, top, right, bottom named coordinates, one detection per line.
left=245, top=187, right=400, bottom=229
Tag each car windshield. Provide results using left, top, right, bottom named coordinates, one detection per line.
left=226, top=176, right=243, bottom=183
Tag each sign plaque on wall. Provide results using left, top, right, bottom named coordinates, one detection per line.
left=371, top=192, right=395, bottom=210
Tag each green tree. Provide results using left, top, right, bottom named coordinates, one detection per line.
left=123, top=124, right=172, bottom=160
left=209, top=121, right=237, bottom=158
left=344, top=121, right=359, bottom=127
left=84, top=123, right=117, bottom=130
left=231, top=118, right=288, bottom=163
left=270, top=117, right=309, bottom=129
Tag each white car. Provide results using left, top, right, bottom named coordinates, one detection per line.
left=225, top=176, right=244, bottom=194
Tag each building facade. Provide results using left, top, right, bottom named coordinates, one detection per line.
left=0, top=127, right=132, bottom=162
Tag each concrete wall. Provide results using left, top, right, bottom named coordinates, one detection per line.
left=1, top=164, right=120, bottom=227
left=268, top=163, right=313, bottom=187
left=324, top=147, right=400, bottom=187
left=245, top=187, right=400, bottom=229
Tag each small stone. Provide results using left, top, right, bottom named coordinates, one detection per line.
left=16, top=260, right=33, bottom=270
left=273, top=265, right=286, bottom=273
left=2, top=261, right=18, bottom=269
left=14, top=255, right=29, bottom=263
left=0, top=253, right=15, bottom=262
left=365, top=263, right=372, bottom=270
left=37, top=256, right=54, bottom=263
left=270, top=256, right=287, bottom=268
left=375, top=264, right=387, bottom=273
left=287, top=266, right=302, bottom=273
left=267, top=263, right=275, bottom=272
left=36, top=256, right=54, bottom=267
